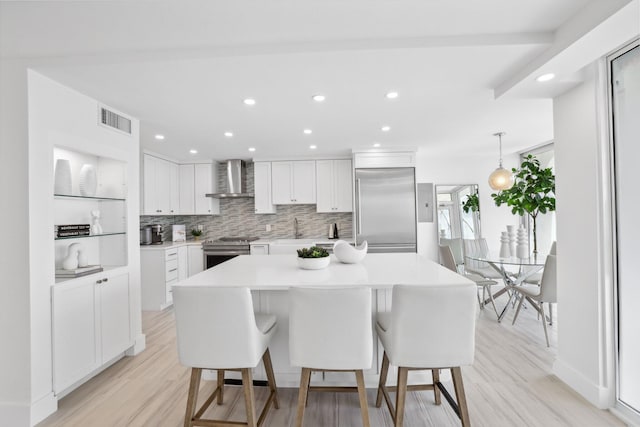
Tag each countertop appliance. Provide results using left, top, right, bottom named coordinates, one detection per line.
left=151, top=224, right=163, bottom=245
left=202, top=236, right=259, bottom=269
left=140, top=226, right=152, bottom=245
left=354, top=167, right=417, bottom=253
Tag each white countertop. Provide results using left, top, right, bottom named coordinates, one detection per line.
left=174, top=253, right=472, bottom=290
left=139, top=241, right=202, bottom=251
left=251, top=237, right=353, bottom=245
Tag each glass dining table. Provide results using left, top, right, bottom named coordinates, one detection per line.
left=465, top=253, right=548, bottom=322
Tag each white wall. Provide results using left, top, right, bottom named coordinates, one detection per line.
left=0, top=60, right=33, bottom=425
left=415, top=150, right=522, bottom=261
left=552, top=62, right=615, bottom=408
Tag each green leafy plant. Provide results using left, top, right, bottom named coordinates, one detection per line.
left=491, top=154, right=555, bottom=253
left=191, top=228, right=203, bottom=237
left=297, top=246, right=329, bottom=258
left=461, top=193, right=480, bottom=213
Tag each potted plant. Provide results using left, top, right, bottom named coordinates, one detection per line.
left=461, top=193, right=479, bottom=213
left=296, top=246, right=330, bottom=270
left=491, top=154, right=555, bottom=254
left=191, top=228, right=203, bottom=241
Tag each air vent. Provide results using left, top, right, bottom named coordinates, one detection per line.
left=99, top=106, right=132, bottom=135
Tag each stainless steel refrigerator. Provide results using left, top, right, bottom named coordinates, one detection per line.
left=354, top=168, right=417, bottom=253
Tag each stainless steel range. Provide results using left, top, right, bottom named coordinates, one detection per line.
left=202, top=236, right=259, bottom=269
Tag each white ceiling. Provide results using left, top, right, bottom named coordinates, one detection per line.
left=1, top=0, right=637, bottom=162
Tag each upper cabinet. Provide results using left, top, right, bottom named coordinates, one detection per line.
left=143, top=154, right=178, bottom=215
left=254, top=162, right=276, bottom=214
left=316, top=159, right=353, bottom=213
left=143, top=155, right=219, bottom=216
left=194, top=163, right=219, bottom=215
left=271, top=160, right=316, bottom=204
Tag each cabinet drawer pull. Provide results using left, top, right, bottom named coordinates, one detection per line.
left=96, top=279, right=102, bottom=284
left=169, top=268, right=178, bottom=272
left=168, top=252, right=177, bottom=256
left=103, top=278, right=108, bottom=282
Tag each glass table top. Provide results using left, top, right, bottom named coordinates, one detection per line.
left=465, top=253, right=548, bottom=266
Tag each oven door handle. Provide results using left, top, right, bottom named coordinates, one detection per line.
left=204, top=250, right=249, bottom=256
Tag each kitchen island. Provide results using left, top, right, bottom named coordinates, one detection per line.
left=174, top=253, right=474, bottom=386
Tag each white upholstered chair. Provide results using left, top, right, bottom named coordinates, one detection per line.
left=376, top=284, right=477, bottom=427
left=462, top=238, right=503, bottom=279
left=524, top=241, right=557, bottom=285
left=512, top=254, right=557, bottom=347
left=439, top=237, right=464, bottom=269
left=173, top=286, right=279, bottom=427
left=289, top=287, right=373, bottom=427
left=439, top=244, right=501, bottom=317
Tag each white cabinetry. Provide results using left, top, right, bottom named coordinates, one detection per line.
left=178, top=163, right=219, bottom=215
left=316, top=159, right=353, bottom=212
left=271, top=160, right=316, bottom=204
left=254, top=162, right=276, bottom=214
left=194, top=163, right=219, bottom=215
left=143, top=154, right=179, bottom=215
left=188, top=245, right=204, bottom=276
left=250, top=243, right=270, bottom=255
left=141, top=243, right=204, bottom=310
left=52, top=271, right=131, bottom=393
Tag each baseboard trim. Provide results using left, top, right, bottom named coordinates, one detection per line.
left=31, top=392, right=57, bottom=426
left=553, top=358, right=614, bottom=409
left=125, top=333, right=146, bottom=356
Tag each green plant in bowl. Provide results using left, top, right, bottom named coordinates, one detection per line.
left=297, top=246, right=329, bottom=258
left=191, top=228, right=203, bottom=240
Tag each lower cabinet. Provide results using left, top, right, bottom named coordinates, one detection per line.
left=250, top=243, right=270, bottom=255
left=52, top=271, right=131, bottom=394
left=141, top=244, right=204, bottom=310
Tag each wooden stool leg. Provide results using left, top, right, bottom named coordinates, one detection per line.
left=451, top=367, right=471, bottom=427
left=395, top=367, right=409, bottom=427
left=295, top=368, right=312, bottom=427
left=376, top=351, right=390, bottom=408
left=355, top=369, right=371, bottom=427
left=242, top=368, right=257, bottom=427
left=184, top=368, right=202, bottom=427
left=217, top=370, right=225, bottom=404
left=262, top=348, right=280, bottom=409
left=431, top=369, right=442, bottom=405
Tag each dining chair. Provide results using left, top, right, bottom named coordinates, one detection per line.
left=289, top=287, right=372, bottom=427
left=462, top=238, right=503, bottom=279
left=511, top=255, right=557, bottom=347
left=439, top=244, right=501, bottom=317
left=439, top=237, right=464, bottom=269
left=524, top=241, right=557, bottom=285
left=376, top=283, right=476, bottom=427
left=173, top=286, right=279, bottom=427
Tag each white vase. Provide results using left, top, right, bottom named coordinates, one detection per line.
left=77, top=249, right=88, bottom=267
left=506, top=225, right=516, bottom=257
left=54, top=159, right=72, bottom=195
left=499, top=232, right=510, bottom=258
left=79, top=164, right=97, bottom=197
left=516, top=226, right=529, bottom=259
left=62, top=242, right=82, bottom=270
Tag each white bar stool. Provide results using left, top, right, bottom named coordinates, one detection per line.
left=289, top=287, right=373, bottom=427
left=375, top=284, right=476, bottom=427
left=173, top=286, right=279, bottom=427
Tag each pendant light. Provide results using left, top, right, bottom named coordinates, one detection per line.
left=488, top=132, right=514, bottom=190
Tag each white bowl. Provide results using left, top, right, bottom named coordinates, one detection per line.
left=333, top=240, right=368, bottom=264
left=297, top=256, right=330, bottom=270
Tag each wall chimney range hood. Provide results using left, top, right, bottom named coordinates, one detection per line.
left=206, top=159, right=254, bottom=198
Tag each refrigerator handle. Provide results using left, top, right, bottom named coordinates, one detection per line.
left=356, top=178, right=362, bottom=235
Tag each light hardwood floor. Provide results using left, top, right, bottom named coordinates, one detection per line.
left=38, top=300, right=623, bottom=427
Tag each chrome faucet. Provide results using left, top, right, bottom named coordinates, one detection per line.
left=294, top=218, right=302, bottom=239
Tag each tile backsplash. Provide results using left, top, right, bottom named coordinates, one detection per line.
left=140, top=162, right=353, bottom=242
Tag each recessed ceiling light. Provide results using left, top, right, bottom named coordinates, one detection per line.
left=309, top=145, right=317, bottom=150
left=536, top=73, right=555, bottom=82
left=189, top=149, right=198, bottom=154
left=373, top=143, right=381, bottom=148
left=248, top=147, right=256, bottom=152
left=386, top=91, right=399, bottom=99
left=381, top=126, right=391, bottom=132
left=224, top=132, right=233, bottom=137
left=303, top=129, right=313, bottom=135
left=154, top=134, right=165, bottom=140
left=312, top=94, right=326, bottom=102
left=243, top=98, right=256, bottom=106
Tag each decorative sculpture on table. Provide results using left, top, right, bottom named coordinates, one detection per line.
left=90, top=210, right=103, bottom=235
left=516, top=226, right=529, bottom=259
left=499, top=232, right=510, bottom=258
left=506, top=225, right=516, bottom=256
left=62, top=242, right=83, bottom=270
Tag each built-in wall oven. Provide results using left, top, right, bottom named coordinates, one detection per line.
left=202, top=237, right=258, bottom=269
